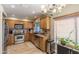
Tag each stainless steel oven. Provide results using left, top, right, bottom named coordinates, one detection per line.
left=15, top=35, right=24, bottom=44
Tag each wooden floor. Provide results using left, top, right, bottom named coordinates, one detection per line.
left=7, top=41, right=45, bottom=54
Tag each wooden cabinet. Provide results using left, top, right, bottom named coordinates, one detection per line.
left=29, top=33, right=34, bottom=43
left=30, top=34, right=47, bottom=52
left=6, top=19, right=33, bottom=29
left=23, top=21, right=33, bottom=29
left=15, top=20, right=23, bottom=24
left=39, top=37, right=47, bottom=52
left=40, top=16, right=50, bottom=29
left=6, top=20, right=15, bottom=28
left=7, top=34, right=15, bottom=45
left=29, top=34, right=40, bottom=48
left=6, top=20, right=23, bottom=28
left=24, top=32, right=30, bottom=41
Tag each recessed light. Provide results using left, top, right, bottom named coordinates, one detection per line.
left=22, top=4, right=28, bottom=8
left=41, top=5, right=45, bottom=10
left=43, top=9, right=47, bottom=13
left=11, top=14, right=15, bottom=17
left=11, top=5, right=15, bottom=8
left=32, top=11, right=35, bottom=14
left=53, top=9, right=56, bottom=13
left=58, top=7, right=62, bottom=10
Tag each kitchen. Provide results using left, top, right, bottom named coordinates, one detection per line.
left=1, top=4, right=51, bottom=54
left=5, top=16, right=50, bottom=54
left=1, top=4, right=79, bottom=54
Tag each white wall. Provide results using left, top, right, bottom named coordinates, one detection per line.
left=53, top=4, right=79, bottom=18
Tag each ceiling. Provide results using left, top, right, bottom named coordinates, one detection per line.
left=2, top=4, right=47, bottom=19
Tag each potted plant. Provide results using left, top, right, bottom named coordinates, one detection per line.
left=60, top=37, right=67, bottom=45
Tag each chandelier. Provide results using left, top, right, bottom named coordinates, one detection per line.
left=41, top=4, right=66, bottom=16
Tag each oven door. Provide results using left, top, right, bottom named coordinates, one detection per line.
left=15, top=35, right=24, bottom=44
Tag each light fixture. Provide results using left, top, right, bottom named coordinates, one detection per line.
left=41, top=5, right=45, bottom=10
left=53, top=9, right=56, bottom=13
left=11, top=5, right=15, bottom=8
left=41, top=4, right=66, bottom=16
left=58, top=7, right=62, bottom=10
left=32, top=11, right=35, bottom=14
left=22, top=4, right=28, bottom=8
left=11, top=14, right=15, bottom=17
left=43, top=9, right=47, bottom=13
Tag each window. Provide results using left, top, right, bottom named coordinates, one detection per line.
left=34, top=19, right=41, bottom=33
left=54, top=17, right=76, bottom=43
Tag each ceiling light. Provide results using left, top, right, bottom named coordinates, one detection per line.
left=22, top=4, right=28, bottom=8
left=12, top=14, right=15, bottom=17
left=43, top=9, right=47, bottom=13
left=41, top=4, right=66, bottom=15
left=58, top=7, right=62, bottom=10
left=32, top=11, right=35, bottom=14
left=53, top=9, right=56, bottom=13
left=11, top=5, right=15, bottom=8
left=41, top=5, right=45, bottom=10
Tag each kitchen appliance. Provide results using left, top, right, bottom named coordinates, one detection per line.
left=13, top=24, right=24, bottom=44
left=2, top=13, right=8, bottom=54
left=15, top=34, right=24, bottom=44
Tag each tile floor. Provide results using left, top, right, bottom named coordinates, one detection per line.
left=7, top=41, right=45, bottom=54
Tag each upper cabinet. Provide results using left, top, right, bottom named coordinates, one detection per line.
left=6, top=20, right=15, bottom=28
left=6, top=18, right=33, bottom=29
left=40, top=16, right=50, bottom=29
left=23, top=21, right=33, bottom=29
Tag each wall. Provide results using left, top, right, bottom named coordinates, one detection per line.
left=53, top=4, right=79, bottom=18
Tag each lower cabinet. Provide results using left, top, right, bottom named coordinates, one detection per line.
left=29, top=34, right=47, bottom=52
left=39, top=37, right=47, bottom=52
left=7, top=34, right=15, bottom=45
left=29, top=33, right=35, bottom=43
left=24, top=32, right=30, bottom=41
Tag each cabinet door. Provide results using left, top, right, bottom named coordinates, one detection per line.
left=40, top=17, right=50, bottom=29
left=40, top=19, right=44, bottom=29
left=24, top=21, right=33, bottom=29
left=7, top=35, right=14, bottom=45
left=40, top=19, right=46, bottom=29
left=39, top=37, right=47, bottom=52
left=54, top=18, right=76, bottom=43
left=29, top=33, right=34, bottom=43
left=24, top=32, right=30, bottom=41
left=28, top=22, right=33, bottom=29
left=6, top=20, right=15, bottom=28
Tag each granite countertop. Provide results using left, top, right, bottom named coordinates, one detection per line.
left=34, top=34, right=48, bottom=39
